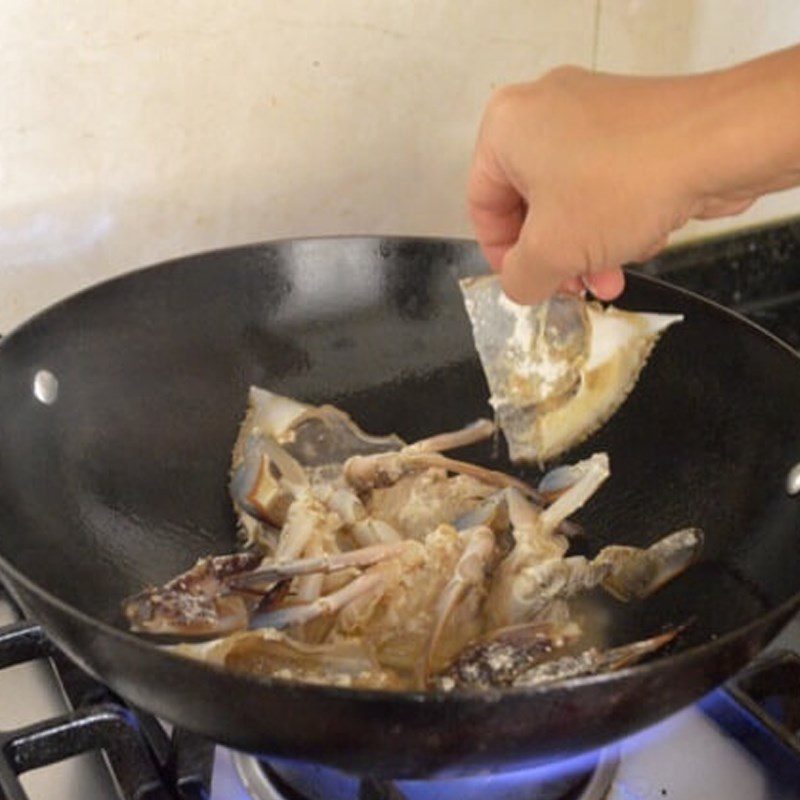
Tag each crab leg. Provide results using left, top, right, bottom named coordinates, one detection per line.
left=228, top=542, right=409, bottom=590
left=275, top=494, right=340, bottom=561
left=407, top=418, right=496, bottom=454
left=294, top=538, right=326, bottom=604
left=407, top=453, right=540, bottom=497
left=313, top=485, right=404, bottom=547
left=538, top=453, right=610, bottom=534
left=253, top=570, right=387, bottom=630
left=422, top=526, right=497, bottom=680
left=344, top=450, right=539, bottom=498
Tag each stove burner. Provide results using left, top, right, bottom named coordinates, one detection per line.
left=232, top=750, right=619, bottom=800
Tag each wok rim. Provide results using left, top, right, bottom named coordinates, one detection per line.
left=0, top=234, right=799, bottom=708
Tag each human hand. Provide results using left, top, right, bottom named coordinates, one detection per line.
left=467, top=66, right=762, bottom=304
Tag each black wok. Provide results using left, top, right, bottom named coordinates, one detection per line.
left=0, top=237, right=799, bottom=778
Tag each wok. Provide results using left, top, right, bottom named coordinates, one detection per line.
left=0, top=236, right=799, bottom=778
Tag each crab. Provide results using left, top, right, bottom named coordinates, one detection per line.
left=125, top=386, right=701, bottom=691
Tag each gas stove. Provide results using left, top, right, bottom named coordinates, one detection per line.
left=1, top=583, right=799, bottom=800
left=2, top=219, right=800, bottom=800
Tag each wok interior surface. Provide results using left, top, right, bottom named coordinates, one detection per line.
left=0, top=236, right=799, bottom=777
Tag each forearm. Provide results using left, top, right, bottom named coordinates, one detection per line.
left=690, top=45, right=800, bottom=206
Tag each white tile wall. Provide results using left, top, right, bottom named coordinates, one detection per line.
left=0, top=1, right=798, bottom=329
left=0, top=0, right=596, bottom=331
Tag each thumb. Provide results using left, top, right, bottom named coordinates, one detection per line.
left=583, top=269, right=625, bottom=301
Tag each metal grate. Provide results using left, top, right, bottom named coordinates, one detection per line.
left=0, top=596, right=214, bottom=800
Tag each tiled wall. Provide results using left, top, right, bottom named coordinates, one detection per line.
left=0, top=1, right=798, bottom=329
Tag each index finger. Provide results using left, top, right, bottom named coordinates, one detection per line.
left=468, top=155, right=525, bottom=272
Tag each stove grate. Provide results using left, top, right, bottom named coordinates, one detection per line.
left=0, top=597, right=213, bottom=800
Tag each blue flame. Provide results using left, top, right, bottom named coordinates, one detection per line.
left=223, top=687, right=800, bottom=800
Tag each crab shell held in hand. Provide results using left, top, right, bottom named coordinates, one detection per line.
left=459, top=275, right=683, bottom=463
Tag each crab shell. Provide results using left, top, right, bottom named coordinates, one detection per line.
left=459, top=275, right=683, bottom=463
left=230, top=387, right=403, bottom=547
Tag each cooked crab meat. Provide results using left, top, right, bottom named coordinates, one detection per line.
left=263, top=523, right=495, bottom=686
left=132, top=382, right=703, bottom=692
left=460, top=275, right=683, bottom=463
left=310, top=482, right=405, bottom=547
left=366, top=472, right=497, bottom=541
left=243, top=525, right=498, bottom=686
left=336, top=417, right=541, bottom=535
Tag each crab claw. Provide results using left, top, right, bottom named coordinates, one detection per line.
left=439, top=620, right=582, bottom=690
left=596, top=527, right=704, bottom=601
left=512, top=626, right=685, bottom=688
left=123, top=551, right=270, bottom=637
